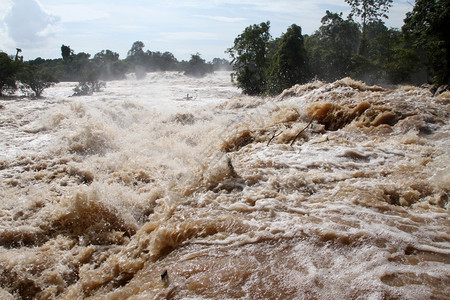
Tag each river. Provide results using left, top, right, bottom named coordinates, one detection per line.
left=0, top=72, right=449, bottom=299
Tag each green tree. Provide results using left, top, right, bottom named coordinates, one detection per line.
left=403, top=0, right=450, bottom=84
left=0, top=52, right=18, bottom=96
left=149, top=51, right=178, bottom=71
left=15, top=48, right=23, bottom=62
left=94, top=49, right=119, bottom=64
left=64, top=52, right=92, bottom=81
left=94, top=50, right=127, bottom=80
left=266, top=24, right=309, bottom=94
left=18, top=65, right=59, bottom=97
left=127, top=41, right=145, bottom=58
left=365, top=22, right=420, bottom=84
left=348, top=21, right=421, bottom=85
left=305, top=11, right=360, bottom=81
left=344, top=0, right=393, bottom=56
left=61, top=45, right=74, bottom=61
left=72, top=67, right=105, bottom=96
left=227, top=21, right=271, bottom=95
left=127, top=41, right=147, bottom=79
left=184, top=53, right=213, bottom=78
left=211, top=58, right=232, bottom=71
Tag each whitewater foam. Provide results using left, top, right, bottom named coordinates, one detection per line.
left=0, top=72, right=449, bottom=299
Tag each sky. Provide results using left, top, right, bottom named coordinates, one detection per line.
left=0, top=0, right=414, bottom=62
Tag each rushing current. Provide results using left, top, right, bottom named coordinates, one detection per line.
left=0, top=71, right=449, bottom=299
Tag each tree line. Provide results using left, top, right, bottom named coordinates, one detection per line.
left=1, top=0, right=448, bottom=98
left=228, top=0, right=449, bottom=95
left=0, top=42, right=231, bottom=97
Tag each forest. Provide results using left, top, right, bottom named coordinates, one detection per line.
left=228, top=0, right=449, bottom=95
left=0, top=0, right=448, bottom=97
left=0, top=42, right=230, bottom=97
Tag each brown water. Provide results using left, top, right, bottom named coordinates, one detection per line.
left=0, top=73, right=449, bottom=299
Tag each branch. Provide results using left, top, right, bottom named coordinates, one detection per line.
left=290, top=119, right=313, bottom=147
left=267, top=130, right=283, bottom=146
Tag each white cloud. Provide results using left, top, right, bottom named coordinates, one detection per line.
left=45, top=3, right=109, bottom=23
left=4, top=0, right=60, bottom=47
left=0, top=0, right=12, bottom=18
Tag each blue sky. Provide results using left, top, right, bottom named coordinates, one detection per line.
left=0, top=0, right=413, bottom=61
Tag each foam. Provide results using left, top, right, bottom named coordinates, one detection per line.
left=0, top=72, right=449, bottom=298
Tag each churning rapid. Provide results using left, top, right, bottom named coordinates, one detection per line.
left=0, top=71, right=449, bottom=299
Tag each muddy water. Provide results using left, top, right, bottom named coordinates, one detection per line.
left=0, top=73, right=449, bottom=299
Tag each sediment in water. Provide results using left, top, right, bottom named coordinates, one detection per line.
left=0, top=73, right=449, bottom=299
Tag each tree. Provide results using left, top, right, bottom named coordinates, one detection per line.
left=94, top=49, right=119, bottom=64
left=64, top=52, right=92, bottom=81
left=403, top=0, right=450, bottom=84
left=365, top=22, right=420, bottom=84
left=127, top=41, right=147, bottom=79
left=72, top=67, right=105, bottom=96
left=266, top=24, right=309, bottom=94
left=18, top=65, right=59, bottom=97
left=344, top=0, right=393, bottom=55
left=61, top=45, right=73, bottom=61
left=93, top=50, right=127, bottom=80
left=211, top=58, right=232, bottom=71
left=227, top=21, right=271, bottom=95
left=305, top=11, right=360, bottom=81
left=127, top=41, right=145, bottom=58
left=15, top=48, right=23, bottom=62
left=0, top=52, right=17, bottom=96
left=184, top=53, right=213, bottom=78
left=150, top=51, right=178, bottom=71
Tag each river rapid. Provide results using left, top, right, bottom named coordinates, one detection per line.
left=0, top=72, right=449, bottom=299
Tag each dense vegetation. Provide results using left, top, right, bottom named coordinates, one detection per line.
left=228, top=0, right=449, bottom=95
left=0, top=42, right=229, bottom=97
left=1, top=0, right=448, bottom=98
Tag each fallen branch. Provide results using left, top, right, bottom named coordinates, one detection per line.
left=290, top=119, right=313, bottom=147
left=267, top=130, right=283, bottom=146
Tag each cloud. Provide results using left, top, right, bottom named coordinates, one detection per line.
left=4, top=0, right=60, bottom=47
left=45, top=3, right=109, bottom=23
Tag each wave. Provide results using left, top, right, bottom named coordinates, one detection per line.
left=0, top=73, right=449, bottom=299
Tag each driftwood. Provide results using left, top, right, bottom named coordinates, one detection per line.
left=290, top=119, right=313, bottom=146
left=267, top=130, right=283, bottom=146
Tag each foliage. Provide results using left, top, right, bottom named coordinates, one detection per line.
left=148, top=51, right=179, bottom=71
left=18, top=65, right=59, bottom=97
left=184, top=53, right=213, bottom=78
left=93, top=50, right=127, bottom=80
left=127, top=41, right=145, bottom=59
left=126, top=41, right=147, bottom=79
left=61, top=45, right=74, bottom=61
left=2, top=41, right=236, bottom=99
left=72, top=80, right=106, bottom=96
left=305, top=11, right=360, bottom=82
left=344, top=0, right=393, bottom=55
left=211, top=58, right=232, bottom=71
left=227, top=21, right=272, bottom=95
left=125, top=42, right=180, bottom=78
left=4, top=42, right=231, bottom=99
left=345, top=0, right=393, bottom=25
left=266, top=24, right=309, bottom=95
left=0, top=52, right=18, bottom=96
left=303, top=10, right=421, bottom=85
left=403, top=0, right=450, bottom=84
left=72, top=65, right=105, bottom=96
left=365, top=22, right=421, bottom=84
left=5, top=3, right=445, bottom=101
